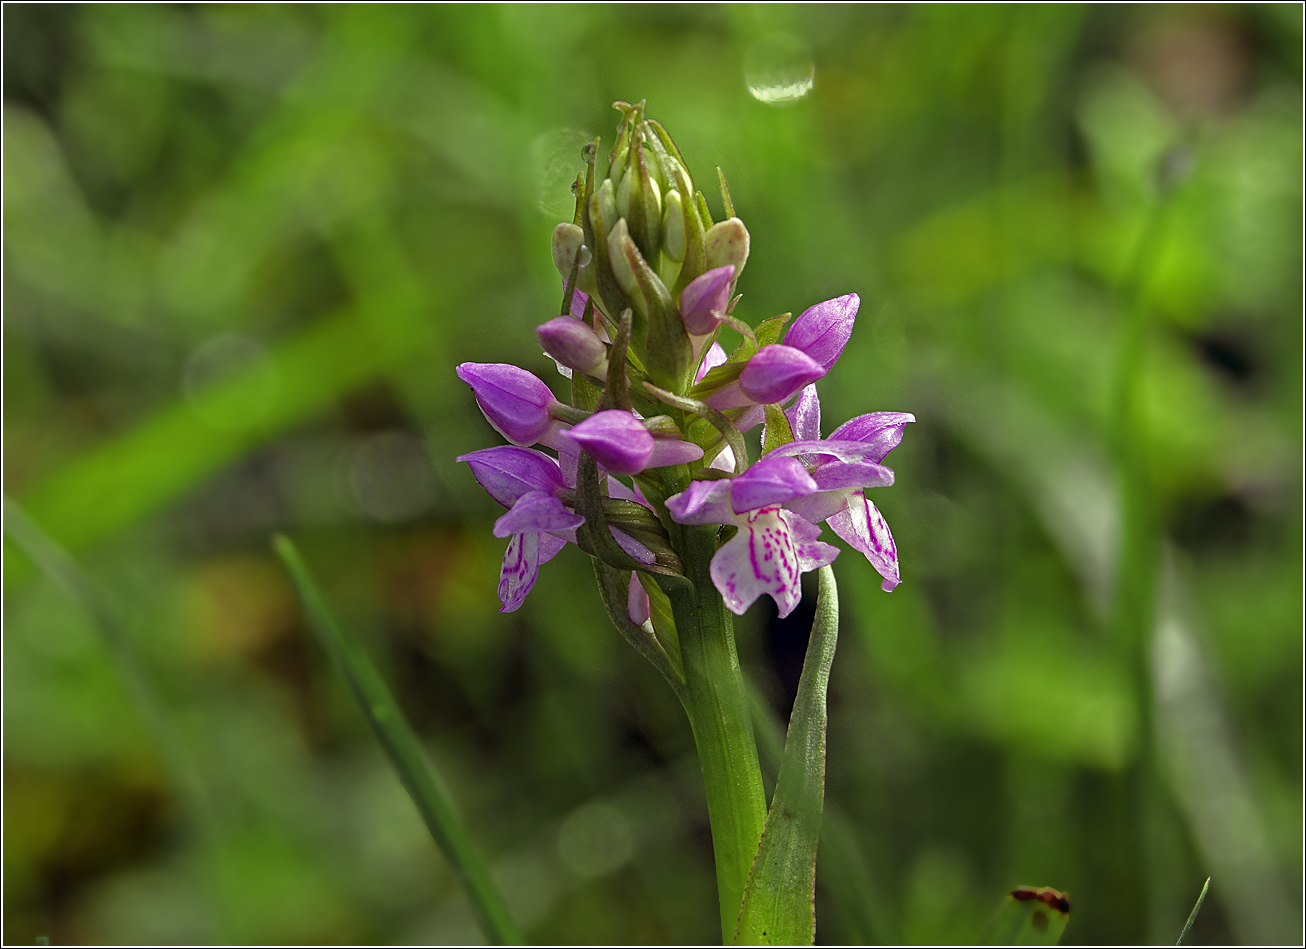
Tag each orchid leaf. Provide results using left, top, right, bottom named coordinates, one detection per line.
left=745, top=685, right=897, bottom=945
left=981, top=886, right=1071, bottom=945
left=273, top=535, right=522, bottom=946
left=733, top=564, right=839, bottom=946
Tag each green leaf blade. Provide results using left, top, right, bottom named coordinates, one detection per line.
left=734, top=564, right=840, bottom=946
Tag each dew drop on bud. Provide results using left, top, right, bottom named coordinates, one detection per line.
left=744, top=34, right=815, bottom=106
left=578, top=244, right=593, bottom=268
left=571, top=180, right=580, bottom=195
left=581, top=141, right=598, bottom=162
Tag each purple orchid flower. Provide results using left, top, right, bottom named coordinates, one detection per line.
left=458, top=445, right=656, bottom=612
left=762, top=384, right=915, bottom=591
left=665, top=455, right=841, bottom=617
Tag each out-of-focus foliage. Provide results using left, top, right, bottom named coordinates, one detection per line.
left=3, top=4, right=1300, bottom=944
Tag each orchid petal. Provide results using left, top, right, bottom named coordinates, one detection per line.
left=709, top=507, right=838, bottom=618
left=695, top=341, right=729, bottom=384
left=786, top=384, right=822, bottom=442
left=703, top=380, right=752, bottom=411
left=457, top=446, right=570, bottom=507
left=492, top=491, right=584, bottom=538
left=811, top=460, right=896, bottom=492
left=783, top=293, right=858, bottom=372
left=665, top=479, right=735, bottom=525
left=611, top=526, right=656, bottom=565
left=729, top=455, right=818, bottom=514
left=787, top=508, right=842, bottom=573
left=648, top=438, right=705, bottom=468
left=786, top=488, right=855, bottom=526
left=828, top=490, right=900, bottom=591
left=569, top=288, right=590, bottom=320
left=627, top=572, right=652, bottom=626
left=770, top=438, right=899, bottom=468
left=538, top=533, right=569, bottom=564
left=827, top=412, right=916, bottom=463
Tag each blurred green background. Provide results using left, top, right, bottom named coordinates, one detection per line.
left=4, top=4, right=1301, bottom=945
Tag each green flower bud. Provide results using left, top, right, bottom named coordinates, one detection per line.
left=552, top=223, right=586, bottom=282
left=607, top=218, right=640, bottom=297
left=616, top=164, right=633, bottom=220
left=705, top=217, right=749, bottom=283
left=661, top=190, right=687, bottom=264
left=597, top=178, right=619, bottom=236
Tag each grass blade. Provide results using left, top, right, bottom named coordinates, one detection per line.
left=982, top=886, right=1071, bottom=945
left=1176, top=877, right=1211, bottom=946
left=272, top=534, right=522, bottom=946
left=734, top=564, right=839, bottom=945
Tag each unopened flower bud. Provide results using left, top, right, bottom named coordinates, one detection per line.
left=597, top=178, right=619, bottom=235
left=784, top=293, right=858, bottom=372
left=738, top=344, right=826, bottom=405
left=616, top=165, right=633, bottom=219
left=551, top=223, right=585, bottom=282
left=662, top=190, right=687, bottom=264
left=564, top=410, right=655, bottom=475
left=536, top=317, right=608, bottom=376
left=705, top=217, right=749, bottom=281
left=607, top=219, right=640, bottom=296
left=456, top=363, right=562, bottom=446
left=678, top=265, right=735, bottom=336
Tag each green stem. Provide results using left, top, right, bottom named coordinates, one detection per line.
left=658, top=522, right=768, bottom=942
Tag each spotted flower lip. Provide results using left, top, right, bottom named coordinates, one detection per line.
left=710, top=506, right=838, bottom=618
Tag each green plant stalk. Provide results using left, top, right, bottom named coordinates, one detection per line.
left=657, top=521, right=768, bottom=943
left=273, top=535, right=522, bottom=946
